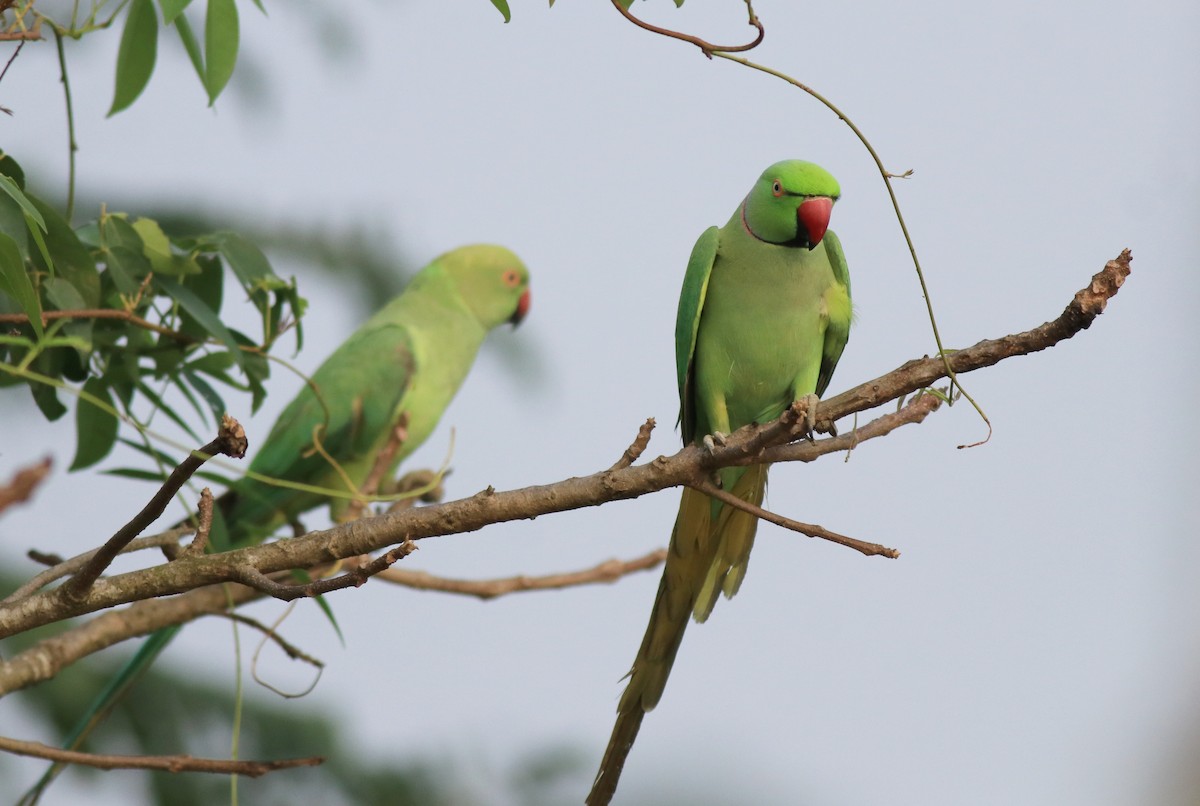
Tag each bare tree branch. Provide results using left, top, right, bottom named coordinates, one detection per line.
left=0, top=734, right=323, bottom=776
left=691, top=473, right=900, bottom=557
left=374, top=549, right=669, bottom=600
left=610, top=418, right=657, bottom=471
left=231, top=542, right=417, bottom=602
left=60, top=416, right=247, bottom=601
left=0, top=252, right=1132, bottom=692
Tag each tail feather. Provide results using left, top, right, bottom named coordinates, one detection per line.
left=694, top=463, right=768, bottom=622
left=588, top=468, right=768, bottom=804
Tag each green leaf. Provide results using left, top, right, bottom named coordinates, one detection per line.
left=71, top=377, right=120, bottom=470
left=157, top=276, right=246, bottom=370
left=0, top=151, right=26, bottom=187
left=0, top=231, right=42, bottom=338
left=204, top=0, right=239, bottom=104
left=0, top=174, right=46, bottom=233
left=134, top=378, right=203, bottom=441
left=174, top=11, right=206, bottom=86
left=490, top=0, right=511, bottom=22
left=119, top=436, right=181, bottom=467
left=214, top=231, right=278, bottom=289
left=133, top=217, right=200, bottom=275
left=31, top=198, right=101, bottom=307
left=109, top=0, right=160, bottom=116
left=183, top=367, right=225, bottom=422
left=42, top=278, right=94, bottom=362
left=158, top=0, right=193, bottom=24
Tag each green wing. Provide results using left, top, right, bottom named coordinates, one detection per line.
left=675, top=226, right=720, bottom=444
left=224, top=322, right=416, bottom=543
left=815, top=229, right=852, bottom=398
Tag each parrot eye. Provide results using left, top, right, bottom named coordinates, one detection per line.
left=771, top=179, right=784, bottom=197
left=502, top=269, right=522, bottom=287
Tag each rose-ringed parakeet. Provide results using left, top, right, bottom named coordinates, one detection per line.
left=31, top=244, right=531, bottom=799
left=587, top=161, right=851, bottom=805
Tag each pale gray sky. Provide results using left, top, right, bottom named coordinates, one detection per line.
left=2, top=1, right=1198, bottom=803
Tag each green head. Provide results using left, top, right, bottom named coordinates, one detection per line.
left=740, top=160, right=841, bottom=249
left=436, top=244, right=532, bottom=329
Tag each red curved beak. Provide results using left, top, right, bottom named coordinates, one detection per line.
left=510, top=288, right=531, bottom=327
left=797, top=196, right=833, bottom=249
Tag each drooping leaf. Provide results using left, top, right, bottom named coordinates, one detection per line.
left=204, top=0, right=239, bottom=104
left=43, top=277, right=94, bottom=362
left=174, top=12, right=206, bottom=86
left=183, top=367, right=226, bottom=422
left=0, top=173, right=46, bottom=233
left=0, top=230, right=42, bottom=338
left=134, top=378, right=203, bottom=441
left=71, top=377, right=120, bottom=470
left=489, top=0, right=511, bottom=22
left=109, top=0, right=160, bottom=116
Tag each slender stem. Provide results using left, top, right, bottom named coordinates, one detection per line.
left=53, top=29, right=76, bottom=222
left=711, top=52, right=990, bottom=447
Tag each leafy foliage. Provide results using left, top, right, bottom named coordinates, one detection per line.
left=0, top=152, right=305, bottom=471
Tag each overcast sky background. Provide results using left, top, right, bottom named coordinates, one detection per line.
left=2, top=0, right=1199, bottom=803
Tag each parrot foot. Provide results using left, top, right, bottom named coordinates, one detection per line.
left=702, top=431, right=729, bottom=454
left=798, top=393, right=821, bottom=440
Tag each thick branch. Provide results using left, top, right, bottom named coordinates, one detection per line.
left=0, top=253, right=1131, bottom=659
left=0, top=735, right=322, bottom=776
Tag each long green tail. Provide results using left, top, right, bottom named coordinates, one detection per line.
left=19, top=625, right=181, bottom=805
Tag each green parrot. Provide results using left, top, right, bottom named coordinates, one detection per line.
left=28, top=244, right=531, bottom=801
left=214, top=242, right=532, bottom=545
left=587, top=160, right=851, bottom=805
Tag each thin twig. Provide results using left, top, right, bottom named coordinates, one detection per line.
left=232, top=542, right=417, bottom=602
left=61, top=417, right=247, bottom=601
left=2, top=530, right=192, bottom=605
left=609, top=418, right=656, bottom=471
left=52, top=29, right=75, bottom=220
left=0, top=308, right=196, bottom=342
left=182, top=488, right=214, bottom=557
left=0, top=734, right=323, bottom=776
left=692, top=478, right=899, bottom=558
left=212, top=611, right=325, bottom=669
left=0, top=457, right=51, bottom=515
left=710, top=50, right=991, bottom=446
left=609, top=0, right=763, bottom=57
left=375, top=548, right=669, bottom=601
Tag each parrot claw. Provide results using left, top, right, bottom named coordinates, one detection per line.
left=702, top=431, right=729, bottom=454
left=799, top=393, right=821, bottom=440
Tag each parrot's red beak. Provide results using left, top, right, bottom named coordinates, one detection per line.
left=510, top=288, right=531, bottom=327
left=797, top=196, right=833, bottom=249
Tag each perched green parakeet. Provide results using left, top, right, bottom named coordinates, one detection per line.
left=587, top=161, right=851, bottom=805
left=30, top=244, right=531, bottom=801
left=215, top=243, right=532, bottom=546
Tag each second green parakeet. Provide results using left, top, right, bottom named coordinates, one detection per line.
left=588, top=160, right=852, bottom=805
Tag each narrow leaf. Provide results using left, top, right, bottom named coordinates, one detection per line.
left=204, top=0, right=239, bottom=104
left=174, top=12, right=206, bottom=89
left=158, top=0, right=193, bottom=24
left=156, top=276, right=246, bottom=370
left=71, top=377, right=120, bottom=470
left=0, top=231, right=42, bottom=337
left=0, top=174, right=46, bottom=232
left=489, top=0, right=511, bottom=22
left=109, top=0, right=160, bottom=116
left=183, top=367, right=226, bottom=422
left=31, top=197, right=101, bottom=307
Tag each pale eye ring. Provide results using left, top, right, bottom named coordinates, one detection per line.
left=502, top=269, right=522, bottom=287
left=771, top=179, right=784, bottom=197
